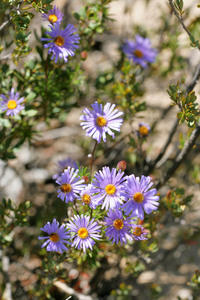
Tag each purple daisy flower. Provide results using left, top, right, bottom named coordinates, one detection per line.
left=41, top=22, right=80, bottom=63
left=52, top=157, right=78, bottom=180
left=104, top=208, right=133, bottom=245
left=80, top=102, right=123, bottom=143
left=38, top=219, right=70, bottom=253
left=122, top=34, right=157, bottom=68
left=42, top=6, right=64, bottom=24
left=137, top=122, right=151, bottom=138
left=92, top=166, right=125, bottom=210
left=0, top=88, right=25, bottom=116
left=122, top=175, right=159, bottom=220
left=79, top=184, right=100, bottom=209
left=56, top=167, right=85, bottom=203
left=132, top=224, right=148, bottom=241
left=67, top=215, right=101, bottom=252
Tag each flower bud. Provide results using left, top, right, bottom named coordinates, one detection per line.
left=117, top=160, right=126, bottom=172
left=81, top=51, right=88, bottom=60
left=82, top=175, right=89, bottom=184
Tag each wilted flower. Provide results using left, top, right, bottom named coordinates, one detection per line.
left=122, top=174, right=159, bottom=220
left=132, top=224, right=148, bottom=240
left=122, top=34, right=157, bottom=68
left=0, top=88, right=24, bottom=116
left=38, top=219, right=70, bottom=253
left=104, top=208, right=133, bottom=245
left=42, top=6, right=64, bottom=24
left=41, top=23, right=80, bottom=63
left=67, top=215, right=101, bottom=252
left=92, top=166, right=125, bottom=210
left=56, top=167, right=84, bottom=203
left=137, top=122, right=151, bottom=138
left=80, top=102, right=123, bottom=143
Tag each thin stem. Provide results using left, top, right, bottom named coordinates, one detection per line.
left=187, top=63, right=200, bottom=93
left=44, top=58, right=49, bottom=120
left=147, top=118, right=179, bottom=174
left=73, top=199, right=79, bottom=215
left=137, top=138, right=144, bottom=175
left=90, top=140, right=98, bottom=181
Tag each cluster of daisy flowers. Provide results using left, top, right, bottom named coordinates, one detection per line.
left=39, top=102, right=159, bottom=253
left=40, top=6, right=157, bottom=66
left=41, top=6, right=80, bottom=63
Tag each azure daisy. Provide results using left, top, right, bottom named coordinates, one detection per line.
left=104, top=208, right=133, bottom=245
left=80, top=102, right=123, bottom=143
left=122, top=34, right=157, bottom=68
left=92, top=166, right=125, bottom=210
left=79, top=184, right=100, bottom=209
left=56, top=167, right=85, bottom=203
left=42, top=6, right=64, bottom=24
left=53, top=157, right=78, bottom=180
left=41, top=23, right=80, bottom=63
left=67, top=215, right=101, bottom=252
left=132, top=224, right=148, bottom=241
left=0, top=88, right=25, bottom=116
left=137, top=122, right=151, bottom=138
left=38, top=219, right=70, bottom=253
left=122, top=175, right=159, bottom=220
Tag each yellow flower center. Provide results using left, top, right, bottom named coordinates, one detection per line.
left=105, top=184, right=116, bottom=195
left=139, top=125, right=149, bottom=136
left=78, top=227, right=89, bottom=239
left=96, top=116, right=107, bottom=127
left=133, top=227, right=142, bottom=236
left=82, top=193, right=91, bottom=204
left=54, top=36, right=65, bottom=47
left=50, top=233, right=60, bottom=243
left=7, top=100, right=17, bottom=110
left=60, top=183, right=72, bottom=193
left=133, top=192, right=144, bottom=203
left=134, top=49, right=143, bottom=58
left=48, top=14, right=58, bottom=23
left=113, top=219, right=124, bottom=230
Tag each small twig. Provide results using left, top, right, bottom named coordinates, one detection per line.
left=156, top=122, right=200, bottom=188
left=168, top=0, right=197, bottom=46
left=0, top=20, right=10, bottom=32
left=0, top=53, right=12, bottom=61
left=0, top=250, right=13, bottom=300
left=147, top=118, right=179, bottom=174
left=53, top=281, right=93, bottom=300
left=186, top=63, right=200, bottom=93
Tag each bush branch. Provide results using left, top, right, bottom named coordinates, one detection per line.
left=148, top=61, right=200, bottom=174
left=156, top=122, right=200, bottom=188
left=168, top=0, right=197, bottom=46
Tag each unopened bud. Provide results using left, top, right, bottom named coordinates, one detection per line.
left=81, top=51, right=88, bottom=60
left=82, top=175, right=89, bottom=184
left=166, top=190, right=172, bottom=200
left=117, top=160, right=126, bottom=172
